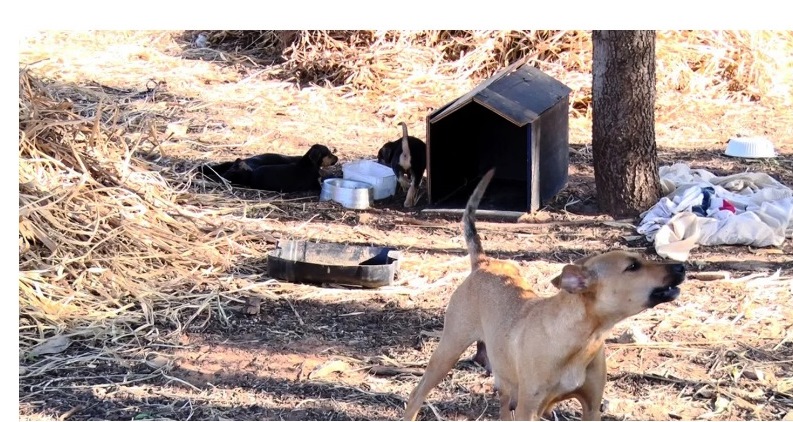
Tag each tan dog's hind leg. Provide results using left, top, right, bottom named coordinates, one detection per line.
left=404, top=290, right=481, bottom=421
left=403, top=331, right=473, bottom=420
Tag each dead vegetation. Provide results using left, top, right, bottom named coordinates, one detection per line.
left=18, top=30, right=793, bottom=420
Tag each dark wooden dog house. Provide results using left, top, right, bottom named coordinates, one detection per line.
left=425, top=60, right=572, bottom=213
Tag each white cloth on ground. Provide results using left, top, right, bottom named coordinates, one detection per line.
left=637, top=163, right=793, bottom=261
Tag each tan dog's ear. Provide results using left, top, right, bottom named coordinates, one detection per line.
left=573, top=255, right=591, bottom=265
left=551, top=264, right=592, bottom=293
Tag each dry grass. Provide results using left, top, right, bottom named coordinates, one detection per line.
left=19, top=68, right=261, bottom=375
left=18, top=30, right=793, bottom=420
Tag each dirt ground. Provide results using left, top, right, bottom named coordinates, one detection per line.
left=18, top=31, right=793, bottom=421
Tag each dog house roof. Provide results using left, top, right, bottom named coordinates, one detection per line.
left=428, top=60, right=572, bottom=127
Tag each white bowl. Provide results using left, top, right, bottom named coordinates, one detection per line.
left=342, top=160, right=397, bottom=200
left=724, top=137, right=776, bottom=158
left=320, top=178, right=374, bottom=209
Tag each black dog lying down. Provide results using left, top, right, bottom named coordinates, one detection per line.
left=200, top=144, right=337, bottom=183
left=200, top=144, right=338, bottom=192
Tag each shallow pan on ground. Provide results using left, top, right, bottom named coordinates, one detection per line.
left=267, top=239, right=401, bottom=288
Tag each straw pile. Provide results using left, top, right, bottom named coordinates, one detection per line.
left=17, top=68, right=274, bottom=378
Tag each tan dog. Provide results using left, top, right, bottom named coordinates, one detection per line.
left=403, top=168, right=686, bottom=421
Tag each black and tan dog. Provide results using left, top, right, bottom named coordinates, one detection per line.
left=216, top=144, right=338, bottom=192
left=199, top=144, right=337, bottom=183
left=403, top=168, right=686, bottom=421
left=377, top=122, right=426, bottom=208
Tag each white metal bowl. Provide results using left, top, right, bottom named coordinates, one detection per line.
left=724, top=137, right=776, bottom=158
left=320, top=178, right=375, bottom=209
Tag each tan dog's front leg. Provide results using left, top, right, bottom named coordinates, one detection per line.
left=575, top=345, right=606, bottom=421
left=513, top=398, right=542, bottom=421
left=512, top=381, right=546, bottom=421
left=497, top=381, right=517, bottom=420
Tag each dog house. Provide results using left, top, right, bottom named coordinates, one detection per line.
left=425, top=60, right=572, bottom=213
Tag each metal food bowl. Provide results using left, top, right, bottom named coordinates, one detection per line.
left=320, top=178, right=375, bottom=209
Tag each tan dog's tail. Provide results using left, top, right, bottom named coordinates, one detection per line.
left=463, top=168, right=496, bottom=269
left=398, top=122, right=411, bottom=168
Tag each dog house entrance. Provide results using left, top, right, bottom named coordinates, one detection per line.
left=434, top=178, right=528, bottom=212
left=427, top=103, right=531, bottom=211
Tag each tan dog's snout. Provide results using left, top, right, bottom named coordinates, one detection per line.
left=648, top=262, right=686, bottom=307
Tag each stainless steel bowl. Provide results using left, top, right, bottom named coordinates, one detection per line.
left=320, top=178, right=375, bottom=209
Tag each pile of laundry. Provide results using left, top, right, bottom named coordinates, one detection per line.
left=637, top=163, right=793, bottom=261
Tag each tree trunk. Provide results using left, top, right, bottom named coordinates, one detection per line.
left=591, top=30, right=660, bottom=219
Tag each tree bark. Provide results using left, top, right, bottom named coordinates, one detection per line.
left=592, top=30, right=661, bottom=219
